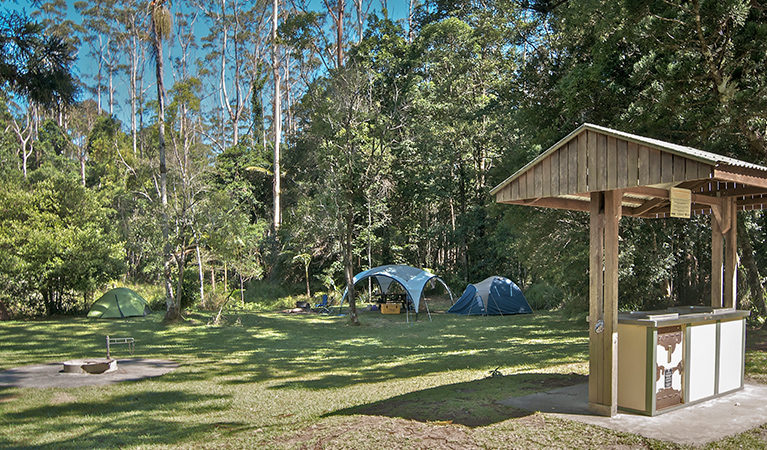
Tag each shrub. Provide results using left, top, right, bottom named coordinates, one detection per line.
left=524, top=282, right=564, bottom=311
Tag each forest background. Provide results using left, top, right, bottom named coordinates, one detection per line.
left=2, top=0, right=767, bottom=325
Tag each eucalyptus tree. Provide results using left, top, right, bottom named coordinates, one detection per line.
left=395, top=5, right=521, bottom=280
left=74, top=0, right=118, bottom=114
left=272, top=0, right=282, bottom=229
left=287, top=16, right=415, bottom=323
left=163, top=76, right=215, bottom=309
left=148, top=0, right=178, bottom=320
left=113, top=0, right=150, bottom=156
left=196, top=0, right=271, bottom=149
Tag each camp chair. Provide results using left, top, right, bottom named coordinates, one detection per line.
left=312, top=294, right=333, bottom=314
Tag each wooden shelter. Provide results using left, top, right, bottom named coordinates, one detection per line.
left=491, top=123, right=767, bottom=417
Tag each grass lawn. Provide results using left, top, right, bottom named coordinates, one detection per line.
left=1, top=304, right=766, bottom=449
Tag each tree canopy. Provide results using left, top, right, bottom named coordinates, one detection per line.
left=2, top=0, right=767, bottom=324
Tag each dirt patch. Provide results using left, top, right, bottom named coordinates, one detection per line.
left=514, top=372, right=588, bottom=395
left=538, top=373, right=586, bottom=389
left=0, top=393, right=21, bottom=403
left=745, top=374, right=767, bottom=384
left=281, top=308, right=315, bottom=314
left=277, top=415, right=480, bottom=450
left=747, top=328, right=767, bottom=351
left=510, top=413, right=547, bottom=429
left=605, top=446, right=649, bottom=450
left=50, top=392, right=77, bottom=404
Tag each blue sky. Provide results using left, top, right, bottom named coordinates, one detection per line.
left=7, top=0, right=413, bottom=129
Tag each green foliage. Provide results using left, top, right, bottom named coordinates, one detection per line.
left=4, top=0, right=767, bottom=321
left=212, top=141, right=272, bottom=223
left=85, top=115, right=134, bottom=187
left=0, top=174, right=125, bottom=315
left=524, top=282, right=564, bottom=311
left=0, top=10, right=79, bottom=107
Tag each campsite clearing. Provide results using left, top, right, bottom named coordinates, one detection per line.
left=1, top=308, right=766, bottom=449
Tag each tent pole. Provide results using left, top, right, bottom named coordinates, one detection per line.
left=492, top=286, right=504, bottom=316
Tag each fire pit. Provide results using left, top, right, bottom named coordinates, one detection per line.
left=61, top=359, right=117, bottom=374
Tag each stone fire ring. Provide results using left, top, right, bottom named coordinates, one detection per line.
left=0, top=359, right=179, bottom=389
left=62, top=358, right=118, bottom=374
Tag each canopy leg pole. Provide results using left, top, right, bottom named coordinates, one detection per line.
left=406, top=300, right=410, bottom=323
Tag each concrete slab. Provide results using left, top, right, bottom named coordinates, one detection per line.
left=0, top=358, right=179, bottom=389
left=498, top=382, right=767, bottom=446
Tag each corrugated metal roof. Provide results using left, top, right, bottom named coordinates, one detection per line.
left=585, top=123, right=767, bottom=171
left=491, top=123, right=767, bottom=195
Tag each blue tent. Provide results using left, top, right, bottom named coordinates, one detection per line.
left=448, top=276, right=532, bottom=316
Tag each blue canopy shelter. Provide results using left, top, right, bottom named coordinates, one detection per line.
left=341, top=265, right=454, bottom=321
left=448, top=276, right=532, bottom=316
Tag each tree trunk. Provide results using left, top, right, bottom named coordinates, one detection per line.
left=336, top=0, right=344, bottom=67
left=272, top=0, right=282, bottom=230
left=738, top=215, right=767, bottom=317
left=0, top=298, right=10, bottom=320
left=240, top=272, right=245, bottom=305
left=175, top=249, right=186, bottom=312
left=344, top=207, right=360, bottom=325
left=151, top=1, right=178, bottom=322
left=196, top=244, right=205, bottom=308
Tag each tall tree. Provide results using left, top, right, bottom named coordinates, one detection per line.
left=272, top=0, right=282, bottom=229
left=1, top=11, right=78, bottom=178
left=149, top=0, right=178, bottom=320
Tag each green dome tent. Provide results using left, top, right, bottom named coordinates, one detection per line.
left=88, top=287, right=150, bottom=319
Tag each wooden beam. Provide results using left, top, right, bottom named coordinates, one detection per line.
left=710, top=197, right=731, bottom=234
left=737, top=196, right=767, bottom=209
left=711, top=213, right=724, bottom=308
left=588, top=190, right=621, bottom=417
left=724, top=198, right=737, bottom=308
left=691, top=193, right=728, bottom=207
left=589, top=192, right=605, bottom=415
left=623, top=186, right=670, bottom=199
left=604, top=190, right=621, bottom=417
left=714, top=168, right=767, bottom=189
left=632, top=198, right=667, bottom=216
left=715, top=186, right=767, bottom=198
left=499, top=197, right=591, bottom=212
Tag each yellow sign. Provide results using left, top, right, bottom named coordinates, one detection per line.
left=669, top=188, right=691, bottom=218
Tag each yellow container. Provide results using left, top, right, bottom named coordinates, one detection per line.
left=381, top=303, right=401, bottom=314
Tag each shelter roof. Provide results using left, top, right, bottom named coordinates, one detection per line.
left=342, top=265, right=454, bottom=312
left=491, top=123, right=767, bottom=218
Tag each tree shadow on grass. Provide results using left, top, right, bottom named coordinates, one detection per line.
left=326, top=372, right=586, bottom=428
left=0, top=385, right=21, bottom=404
left=1, top=389, right=247, bottom=449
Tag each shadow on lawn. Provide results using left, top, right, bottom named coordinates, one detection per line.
left=327, top=372, right=587, bottom=428
left=217, top=312, right=589, bottom=390
left=1, top=389, right=246, bottom=449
